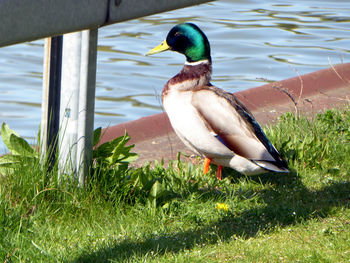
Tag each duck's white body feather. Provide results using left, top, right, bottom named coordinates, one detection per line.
left=162, top=62, right=288, bottom=175
left=163, top=88, right=276, bottom=175
left=164, top=89, right=233, bottom=157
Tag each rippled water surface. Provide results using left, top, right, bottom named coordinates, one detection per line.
left=0, top=0, right=349, bottom=150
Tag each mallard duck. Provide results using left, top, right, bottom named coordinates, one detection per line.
left=146, top=23, right=289, bottom=179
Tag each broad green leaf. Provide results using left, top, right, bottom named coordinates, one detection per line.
left=110, top=134, right=133, bottom=164
left=94, top=135, right=127, bottom=160
left=9, top=134, right=35, bottom=156
left=1, top=123, right=35, bottom=156
left=121, top=153, right=138, bottom=163
left=150, top=180, right=165, bottom=199
left=1, top=123, right=19, bottom=151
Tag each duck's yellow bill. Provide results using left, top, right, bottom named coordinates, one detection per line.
left=146, top=40, right=170, bottom=55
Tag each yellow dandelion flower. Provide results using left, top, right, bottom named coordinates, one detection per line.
left=216, top=203, right=229, bottom=212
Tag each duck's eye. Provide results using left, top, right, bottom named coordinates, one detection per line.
left=175, top=35, right=187, bottom=47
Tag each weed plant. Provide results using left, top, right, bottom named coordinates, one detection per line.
left=0, top=108, right=349, bottom=262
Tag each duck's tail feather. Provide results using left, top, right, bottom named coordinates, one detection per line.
left=251, top=160, right=290, bottom=173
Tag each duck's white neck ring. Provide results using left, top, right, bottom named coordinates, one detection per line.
left=185, top=59, right=210, bottom=66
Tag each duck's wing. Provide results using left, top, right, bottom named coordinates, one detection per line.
left=191, top=86, right=288, bottom=172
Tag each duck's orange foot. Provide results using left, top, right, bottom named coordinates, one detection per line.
left=216, top=165, right=223, bottom=180
left=203, top=157, right=211, bottom=174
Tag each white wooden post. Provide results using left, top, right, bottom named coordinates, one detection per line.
left=59, top=29, right=98, bottom=185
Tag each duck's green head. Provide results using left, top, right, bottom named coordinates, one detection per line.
left=146, top=23, right=211, bottom=63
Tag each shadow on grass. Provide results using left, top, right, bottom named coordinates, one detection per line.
left=72, top=171, right=350, bottom=262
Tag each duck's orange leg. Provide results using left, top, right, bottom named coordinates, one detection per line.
left=203, top=157, right=211, bottom=174
left=216, top=165, right=223, bottom=180
left=204, top=158, right=223, bottom=180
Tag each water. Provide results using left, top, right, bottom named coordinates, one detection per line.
left=0, top=0, right=349, bottom=151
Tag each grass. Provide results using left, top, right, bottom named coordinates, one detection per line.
left=0, top=107, right=349, bottom=262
